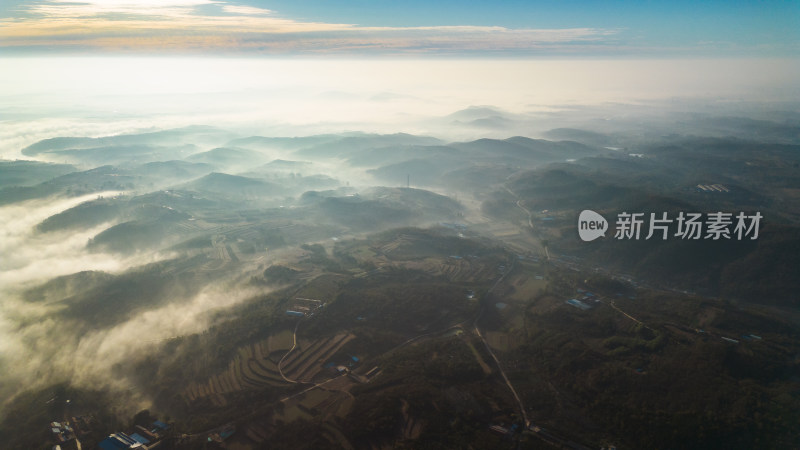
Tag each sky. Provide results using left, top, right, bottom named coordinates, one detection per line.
left=0, top=0, right=798, bottom=56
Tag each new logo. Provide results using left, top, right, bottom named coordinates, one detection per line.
left=578, top=210, right=608, bottom=242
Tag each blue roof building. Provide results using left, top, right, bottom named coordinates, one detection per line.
left=566, top=299, right=592, bottom=310
left=98, top=432, right=143, bottom=450
left=129, top=432, right=150, bottom=445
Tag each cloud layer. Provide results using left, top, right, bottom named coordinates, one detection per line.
left=0, top=0, right=618, bottom=53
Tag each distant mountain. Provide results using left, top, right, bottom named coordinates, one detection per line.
left=445, top=105, right=507, bottom=121
left=543, top=128, right=614, bottom=147
left=346, top=145, right=459, bottom=168
left=178, top=172, right=285, bottom=198
left=677, top=115, right=800, bottom=144
left=133, top=160, right=214, bottom=180
left=241, top=159, right=315, bottom=177
left=362, top=137, right=600, bottom=189
left=458, top=115, right=515, bottom=129
left=31, top=144, right=198, bottom=166
left=21, top=126, right=235, bottom=156
left=226, top=134, right=342, bottom=151
left=261, top=159, right=314, bottom=171
left=185, top=147, right=269, bottom=169
left=238, top=161, right=341, bottom=193
left=450, top=136, right=600, bottom=165
left=294, top=133, right=443, bottom=159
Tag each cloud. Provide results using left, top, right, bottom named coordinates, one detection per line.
left=0, top=277, right=268, bottom=411
left=0, top=192, right=276, bottom=410
left=0, top=0, right=618, bottom=54
left=222, top=4, right=272, bottom=15
left=0, top=192, right=146, bottom=288
left=33, top=0, right=221, bottom=17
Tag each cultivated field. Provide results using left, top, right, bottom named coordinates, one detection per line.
left=183, top=335, right=295, bottom=406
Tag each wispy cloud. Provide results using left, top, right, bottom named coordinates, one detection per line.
left=0, top=0, right=619, bottom=54
left=221, top=4, right=272, bottom=16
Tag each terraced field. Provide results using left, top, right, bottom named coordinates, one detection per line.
left=438, top=257, right=496, bottom=282
left=183, top=337, right=294, bottom=406
left=183, top=330, right=356, bottom=406
left=280, top=333, right=355, bottom=383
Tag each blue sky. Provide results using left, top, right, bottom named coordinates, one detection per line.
left=0, top=0, right=797, bottom=56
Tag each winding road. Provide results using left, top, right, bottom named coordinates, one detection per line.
left=277, top=320, right=302, bottom=384
left=472, top=259, right=531, bottom=427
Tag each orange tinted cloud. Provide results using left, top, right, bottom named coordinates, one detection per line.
left=0, top=0, right=617, bottom=53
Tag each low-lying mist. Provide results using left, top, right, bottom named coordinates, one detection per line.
left=0, top=194, right=281, bottom=410
left=3, top=58, right=798, bottom=159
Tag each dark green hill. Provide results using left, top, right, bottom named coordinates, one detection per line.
left=302, top=187, right=462, bottom=231
left=316, top=196, right=414, bottom=229
left=36, top=197, right=124, bottom=233
left=52, top=257, right=212, bottom=329
left=0, top=160, right=76, bottom=188
left=0, top=165, right=136, bottom=205
left=363, top=186, right=462, bottom=216
left=492, top=142, right=800, bottom=305
left=23, top=270, right=114, bottom=303
left=439, top=163, right=518, bottom=193
left=368, top=158, right=468, bottom=188
left=506, top=165, right=640, bottom=210
left=719, top=224, right=800, bottom=305
left=87, top=217, right=186, bottom=254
